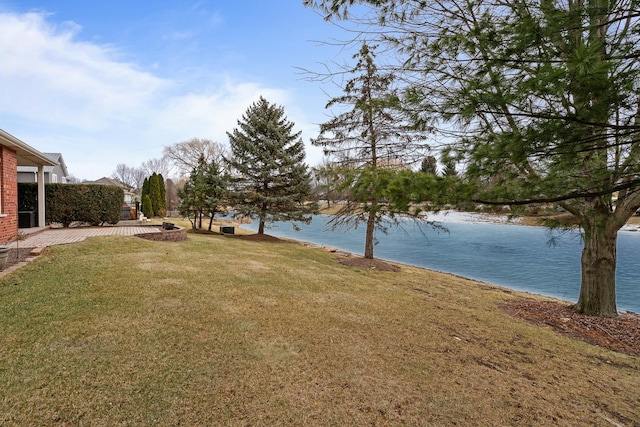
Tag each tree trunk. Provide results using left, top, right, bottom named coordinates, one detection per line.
left=258, top=202, right=267, bottom=235
left=364, top=210, right=375, bottom=259
left=575, top=219, right=618, bottom=317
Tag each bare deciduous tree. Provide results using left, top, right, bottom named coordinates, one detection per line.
left=111, top=164, right=138, bottom=191
left=141, top=157, right=171, bottom=178
left=163, top=138, right=226, bottom=178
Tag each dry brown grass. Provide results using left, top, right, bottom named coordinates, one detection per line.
left=0, top=232, right=637, bottom=426
left=626, top=215, right=640, bottom=226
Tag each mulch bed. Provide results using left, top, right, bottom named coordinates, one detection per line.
left=230, top=234, right=290, bottom=243
left=337, top=257, right=401, bottom=272
left=502, top=298, right=640, bottom=357
left=4, top=248, right=36, bottom=270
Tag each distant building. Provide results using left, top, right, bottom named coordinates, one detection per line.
left=17, top=153, right=69, bottom=184
left=84, top=177, right=136, bottom=206
left=377, top=156, right=411, bottom=170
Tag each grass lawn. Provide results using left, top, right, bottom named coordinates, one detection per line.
left=0, top=231, right=638, bottom=426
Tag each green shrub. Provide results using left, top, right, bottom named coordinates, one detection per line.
left=18, top=183, right=123, bottom=227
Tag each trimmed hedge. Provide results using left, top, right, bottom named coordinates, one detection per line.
left=18, top=183, right=124, bottom=227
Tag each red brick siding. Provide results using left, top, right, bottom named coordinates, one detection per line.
left=0, top=146, right=18, bottom=244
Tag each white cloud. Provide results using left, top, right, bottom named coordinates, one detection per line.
left=155, top=80, right=290, bottom=139
left=0, top=12, right=169, bottom=131
left=0, top=11, right=318, bottom=180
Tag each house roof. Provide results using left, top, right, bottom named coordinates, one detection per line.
left=17, top=153, right=70, bottom=178
left=44, top=153, right=69, bottom=177
left=84, top=177, right=136, bottom=196
left=87, top=177, right=127, bottom=187
left=0, top=129, right=58, bottom=167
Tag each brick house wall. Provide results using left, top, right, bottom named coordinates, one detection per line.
left=0, top=146, right=18, bottom=244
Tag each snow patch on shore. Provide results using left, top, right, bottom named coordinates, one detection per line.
left=423, top=210, right=523, bottom=225
left=621, top=224, right=640, bottom=233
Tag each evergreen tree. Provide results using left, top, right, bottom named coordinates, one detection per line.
left=442, top=160, right=457, bottom=178
left=157, top=173, right=167, bottom=217
left=140, top=177, right=153, bottom=217
left=178, top=156, right=229, bottom=230
left=306, top=0, right=640, bottom=317
left=142, top=194, right=154, bottom=218
left=177, top=173, right=201, bottom=229
left=226, top=97, right=317, bottom=234
left=420, top=156, right=438, bottom=175
left=202, top=161, right=228, bottom=231
left=312, top=43, right=430, bottom=259
left=141, top=177, right=149, bottom=203
left=149, top=173, right=162, bottom=218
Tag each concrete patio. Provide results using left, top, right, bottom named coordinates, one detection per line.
left=9, top=224, right=161, bottom=248
left=0, top=223, right=163, bottom=277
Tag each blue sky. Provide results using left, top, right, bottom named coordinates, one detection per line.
left=0, top=1, right=353, bottom=179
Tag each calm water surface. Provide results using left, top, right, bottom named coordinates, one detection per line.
left=244, top=214, right=640, bottom=313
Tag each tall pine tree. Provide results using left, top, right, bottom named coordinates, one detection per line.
left=306, top=0, right=640, bottom=316
left=149, top=173, right=162, bottom=218
left=141, top=177, right=152, bottom=217
left=226, top=97, right=317, bottom=234
left=178, top=156, right=228, bottom=230
left=156, top=173, right=167, bottom=217
left=312, top=43, right=430, bottom=259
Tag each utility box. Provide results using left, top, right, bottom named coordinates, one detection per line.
left=18, top=211, right=36, bottom=228
left=221, top=226, right=235, bottom=234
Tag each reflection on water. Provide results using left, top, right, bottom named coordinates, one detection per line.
left=244, top=214, right=640, bottom=314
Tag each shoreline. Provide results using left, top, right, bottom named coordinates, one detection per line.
left=268, top=232, right=585, bottom=310
left=320, top=204, right=640, bottom=231
left=288, top=234, right=638, bottom=315
left=235, top=210, right=639, bottom=315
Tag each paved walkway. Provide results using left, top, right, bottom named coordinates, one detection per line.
left=9, top=225, right=161, bottom=248
left=0, top=224, right=163, bottom=277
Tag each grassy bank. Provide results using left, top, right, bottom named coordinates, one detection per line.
left=0, top=233, right=638, bottom=426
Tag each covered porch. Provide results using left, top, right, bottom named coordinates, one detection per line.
left=0, top=129, right=57, bottom=243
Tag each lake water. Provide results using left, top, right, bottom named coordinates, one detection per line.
left=243, top=213, right=640, bottom=314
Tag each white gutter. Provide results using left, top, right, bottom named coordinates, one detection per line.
left=0, top=129, right=58, bottom=167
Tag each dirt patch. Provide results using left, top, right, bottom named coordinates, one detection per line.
left=231, top=233, right=289, bottom=243
left=3, top=248, right=37, bottom=270
left=338, top=257, right=401, bottom=272
left=502, top=298, right=640, bottom=357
